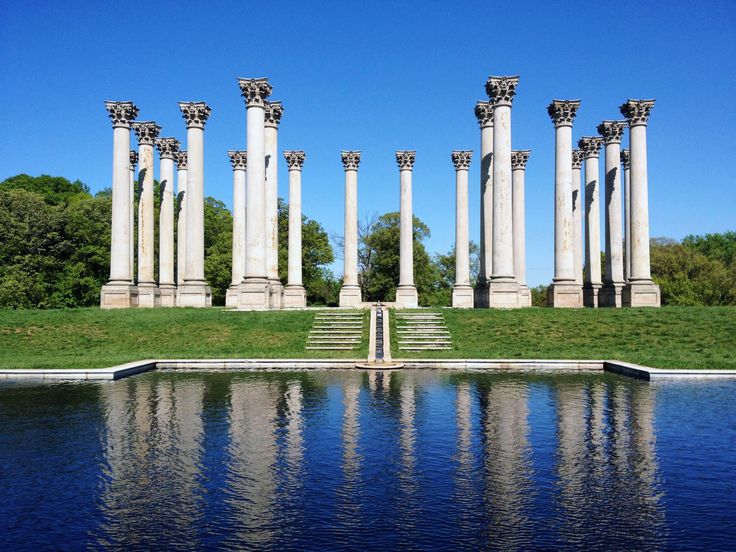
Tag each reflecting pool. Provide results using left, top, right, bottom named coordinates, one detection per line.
left=1, top=370, right=735, bottom=550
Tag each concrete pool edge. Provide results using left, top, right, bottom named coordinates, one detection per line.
left=2, top=358, right=736, bottom=381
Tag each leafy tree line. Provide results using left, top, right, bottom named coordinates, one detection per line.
left=0, top=174, right=335, bottom=308
left=531, top=232, right=736, bottom=306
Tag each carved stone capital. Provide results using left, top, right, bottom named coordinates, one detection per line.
left=283, top=150, right=306, bottom=170
left=175, top=150, right=188, bottom=169
left=238, top=77, right=273, bottom=107
left=264, top=101, right=284, bottom=128
left=227, top=150, right=247, bottom=170
left=341, top=151, right=361, bottom=170
left=547, top=100, right=581, bottom=127
left=131, top=121, right=161, bottom=146
left=577, top=136, right=603, bottom=158
left=105, top=101, right=139, bottom=128
left=395, top=150, right=416, bottom=170
left=485, top=76, right=520, bottom=106
left=129, top=150, right=139, bottom=167
left=155, top=137, right=180, bottom=159
left=597, top=120, right=627, bottom=144
left=620, top=149, right=631, bottom=169
left=571, top=149, right=584, bottom=169
left=620, top=99, right=655, bottom=126
left=511, top=150, right=530, bottom=170
left=178, top=102, right=211, bottom=129
left=474, top=101, right=493, bottom=127
left=451, top=150, right=473, bottom=170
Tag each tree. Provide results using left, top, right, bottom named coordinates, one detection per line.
left=1, top=174, right=89, bottom=205
left=423, top=242, right=480, bottom=306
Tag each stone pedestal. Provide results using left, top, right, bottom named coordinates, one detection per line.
left=100, top=283, right=138, bottom=309
left=395, top=286, right=419, bottom=309
left=599, top=283, right=624, bottom=308
left=452, top=286, right=474, bottom=308
left=623, top=280, right=661, bottom=307
left=548, top=282, right=583, bottom=308
left=177, top=283, right=212, bottom=308
left=583, top=284, right=602, bottom=308
left=137, top=283, right=161, bottom=308
left=283, top=285, right=307, bottom=309
left=488, top=280, right=521, bottom=308
left=236, top=278, right=271, bottom=310
left=159, top=284, right=177, bottom=307
left=339, top=285, right=362, bottom=307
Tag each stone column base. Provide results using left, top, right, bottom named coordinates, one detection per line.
left=236, top=278, right=271, bottom=310
left=548, top=281, right=583, bottom=308
left=100, top=282, right=138, bottom=309
left=137, top=283, right=161, bottom=308
left=395, top=285, right=419, bottom=308
left=518, top=285, right=532, bottom=307
left=283, top=285, right=307, bottom=308
left=339, top=285, right=362, bottom=307
left=599, top=282, right=625, bottom=308
left=474, top=280, right=490, bottom=308
left=225, top=284, right=240, bottom=309
left=488, top=279, right=521, bottom=308
left=583, top=283, right=602, bottom=308
left=452, top=285, right=474, bottom=308
left=159, top=284, right=177, bottom=307
left=269, top=280, right=284, bottom=310
left=623, top=280, right=661, bottom=307
left=176, top=282, right=212, bottom=308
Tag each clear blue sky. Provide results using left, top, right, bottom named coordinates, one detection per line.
left=1, top=0, right=734, bottom=286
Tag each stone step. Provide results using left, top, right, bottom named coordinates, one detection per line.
left=399, top=340, right=452, bottom=344
left=399, top=347, right=452, bottom=351
left=308, top=336, right=361, bottom=340
left=306, top=346, right=356, bottom=350
left=310, top=331, right=363, bottom=334
left=315, top=316, right=363, bottom=319
left=313, top=324, right=363, bottom=328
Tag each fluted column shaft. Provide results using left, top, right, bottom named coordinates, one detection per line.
left=344, top=167, right=358, bottom=286
left=229, top=152, right=247, bottom=286
left=264, top=101, right=282, bottom=287
left=553, top=124, right=575, bottom=282
left=622, top=150, right=631, bottom=281
left=572, top=151, right=583, bottom=285
left=158, top=151, right=176, bottom=287
left=491, top=102, right=514, bottom=280
left=245, top=103, right=267, bottom=280
left=629, top=125, right=652, bottom=280
left=286, top=159, right=304, bottom=287
left=512, top=151, right=530, bottom=288
left=176, top=152, right=187, bottom=286
left=475, top=102, right=493, bottom=286
left=580, top=140, right=603, bottom=291
left=136, top=139, right=156, bottom=285
left=184, top=125, right=205, bottom=283
left=129, top=151, right=137, bottom=283
left=453, top=156, right=471, bottom=286
left=399, top=167, right=414, bottom=287
left=603, top=140, right=624, bottom=286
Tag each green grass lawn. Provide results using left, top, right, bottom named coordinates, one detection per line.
left=0, top=308, right=369, bottom=369
left=390, top=307, right=736, bottom=369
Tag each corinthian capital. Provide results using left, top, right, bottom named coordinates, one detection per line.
left=341, top=151, right=361, bottom=170
left=474, top=101, right=493, bottom=128
left=175, top=150, right=188, bottom=169
left=620, top=149, right=631, bottom=169
left=395, top=150, right=416, bottom=170
left=571, top=149, right=583, bottom=169
left=577, top=136, right=603, bottom=158
left=155, top=137, right=180, bottom=159
left=227, top=150, right=247, bottom=170
left=264, top=101, right=284, bottom=128
left=238, top=77, right=272, bottom=107
left=284, top=150, right=306, bottom=170
left=619, top=99, right=655, bottom=126
left=597, top=120, right=627, bottom=144
left=451, top=150, right=473, bottom=170
left=178, top=101, right=211, bottom=129
left=547, top=100, right=581, bottom=127
left=104, top=101, right=139, bottom=128
left=511, top=150, right=531, bottom=170
left=131, top=121, right=161, bottom=146
left=129, top=150, right=139, bottom=167
left=485, top=76, right=520, bottom=106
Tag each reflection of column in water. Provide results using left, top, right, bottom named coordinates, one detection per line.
left=227, top=379, right=278, bottom=547
left=342, top=378, right=361, bottom=485
left=382, top=370, right=392, bottom=390
left=611, top=382, right=630, bottom=475
left=368, top=371, right=377, bottom=392
left=134, top=379, right=152, bottom=460
left=172, top=379, right=205, bottom=520
left=554, top=382, right=588, bottom=533
left=399, top=374, right=416, bottom=482
left=631, top=383, right=658, bottom=493
left=589, top=382, right=608, bottom=479
left=454, top=381, right=474, bottom=503
left=484, top=382, right=532, bottom=535
left=284, top=380, right=304, bottom=477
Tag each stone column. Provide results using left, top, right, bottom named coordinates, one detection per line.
left=512, top=150, right=531, bottom=307
left=283, top=150, right=307, bottom=308
left=451, top=150, right=473, bottom=308
left=101, top=101, right=139, bottom=308
left=620, top=99, right=661, bottom=306
left=571, top=149, right=583, bottom=286
left=547, top=99, right=583, bottom=307
left=264, top=101, right=284, bottom=309
left=474, top=101, right=493, bottom=308
left=578, top=136, right=603, bottom=307
left=129, top=150, right=138, bottom=284
left=131, top=120, right=161, bottom=307
left=621, top=149, right=631, bottom=281
left=395, top=150, right=419, bottom=308
left=175, top=151, right=187, bottom=286
left=486, top=76, right=521, bottom=308
left=226, top=151, right=247, bottom=308
left=237, top=78, right=272, bottom=309
left=339, top=151, right=362, bottom=307
left=155, top=137, right=180, bottom=307
left=177, top=101, right=212, bottom=307
left=598, top=120, right=627, bottom=307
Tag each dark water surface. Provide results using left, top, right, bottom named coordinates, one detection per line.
left=1, top=370, right=734, bottom=551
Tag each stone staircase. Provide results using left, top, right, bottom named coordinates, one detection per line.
left=395, top=311, right=452, bottom=352
left=305, top=311, right=365, bottom=351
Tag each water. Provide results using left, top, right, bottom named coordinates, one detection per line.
left=1, top=370, right=734, bottom=551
